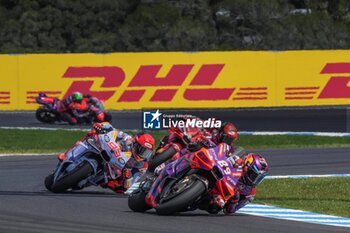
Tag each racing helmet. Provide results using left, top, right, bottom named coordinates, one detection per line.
left=242, top=153, right=268, bottom=186
left=72, top=92, right=83, bottom=103
left=217, top=122, right=238, bottom=145
left=132, top=133, right=155, bottom=161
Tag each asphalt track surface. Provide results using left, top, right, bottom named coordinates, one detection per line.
left=0, top=107, right=349, bottom=132
left=0, top=147, right=349, bottom=233
left=0, top=111, right=349, bottom=232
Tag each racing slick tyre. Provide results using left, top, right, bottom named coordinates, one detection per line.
left=51, top=161, right=94, bottom=193
left=44, top=173, right=54, bottom=191
left=128, top=189, right=152, bottom=212
left=148, top=147, right=177, bottom=172
left=36, top=107, right=56, bottom=123
left=155, top=176, right=207, bottom=215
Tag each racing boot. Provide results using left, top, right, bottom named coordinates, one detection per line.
left=198, top=194, right=225, bottom=214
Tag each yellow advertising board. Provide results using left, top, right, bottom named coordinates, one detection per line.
left=0, top=51, right=349, bottom=110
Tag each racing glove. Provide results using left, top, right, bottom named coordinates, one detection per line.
left=93, top=122, right=104, bottom=134
left=223, top=191, right=251, bottom=215
left=92, top=122, right=114, bottom=134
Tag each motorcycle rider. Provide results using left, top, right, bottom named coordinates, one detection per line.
left=83, top=95, right=107, bottom=122
left=200, top=153, right=269, bottom=214
left=57, top=92, right=89, bottom=124
left=147, top=121, right=238, bottom=173
left=58, top=122, right=155, bottom=193
left=102, top=132, right=155, bottom=193
left=89, top=122, right=155, bottom=193
left=207, top=122, right=238, bottom=147
left=140, top=121, right=238, bottom=192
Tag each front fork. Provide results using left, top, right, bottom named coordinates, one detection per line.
left=145, top=156, right=203, bottom=208
left=53, top=156, right=102, bottom=184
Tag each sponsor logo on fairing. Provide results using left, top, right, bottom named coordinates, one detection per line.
left=104, top=135, right=110, bottom=142
left=118, top=158, right=125, bottom=165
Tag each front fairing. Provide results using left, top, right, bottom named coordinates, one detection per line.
left=53, top=140, right=102, bottom=186
left=208, top=146, right=242, bottom=200
left=97, top=131, right=130, bottom=172
left=146, top=153, right=201, bottom=207
left=53, top=131, right=130, bottom=188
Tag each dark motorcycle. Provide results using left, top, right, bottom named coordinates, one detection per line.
left=35, top=93, right=112, bottom=124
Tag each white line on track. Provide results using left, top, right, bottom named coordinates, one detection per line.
left=238, top=204, right=350, bottom=228
left=267, top=174, right=350, bottom=179
left=0, top=153, right=56, bottom=157
left=240, top=131, right=350, bottom=137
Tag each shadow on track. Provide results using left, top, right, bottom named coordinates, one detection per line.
left=122, top=209, right=247, bottom=217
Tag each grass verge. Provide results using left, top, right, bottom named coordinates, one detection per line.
left=255, top=177, right=350, bottom=217
left=1, top=129, right=350, bottom=153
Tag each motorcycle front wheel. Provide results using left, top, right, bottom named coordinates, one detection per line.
left=155, top=175, right=207, bottom=215
left=44, top=173, right=54, bottom=191
left=51, top=161, right=94, bottom=193
left=128, top=189, right=152, bottom=212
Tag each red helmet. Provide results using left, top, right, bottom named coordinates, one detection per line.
left=216, top=122, right=238, bottom=145
left=242, top=153, right=268, bottom=186
left=132, top=133, right=155, bottom=161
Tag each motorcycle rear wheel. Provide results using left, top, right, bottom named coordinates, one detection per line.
left=36, top=107, right=56, bottom=123
left=51, top=161, right=94, bottom=193
left=155, top=176, right=207, bottom=215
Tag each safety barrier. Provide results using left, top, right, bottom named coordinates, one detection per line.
left=0, top=51, right=350, bottom=110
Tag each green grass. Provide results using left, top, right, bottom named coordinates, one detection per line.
left=0, top=129, right=87, bottom=153
left=1, top=129, right=350, bottom=153
left=237, top=134, right=350, bottom=149
left=255, top=177, right=350, bottom=217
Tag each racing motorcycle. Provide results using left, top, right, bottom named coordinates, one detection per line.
left=128, top=144, right=246, bottom=215
left=125, top=117, right=216, bottom=195
left=35, top=94, right=60, bottom=123
left=35, top=93, right=112, bottom=124
left=146, top=118, right=206, bottom=174
left=45, top=130, right=131, bottom=193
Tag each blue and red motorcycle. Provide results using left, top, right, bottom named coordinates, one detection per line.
left=128, top=143, right=245, bottom=215
left=45, top=129, right=131, bottom=193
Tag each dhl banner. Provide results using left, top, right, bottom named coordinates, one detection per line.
left=0, top=51, right=350, bottom=110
